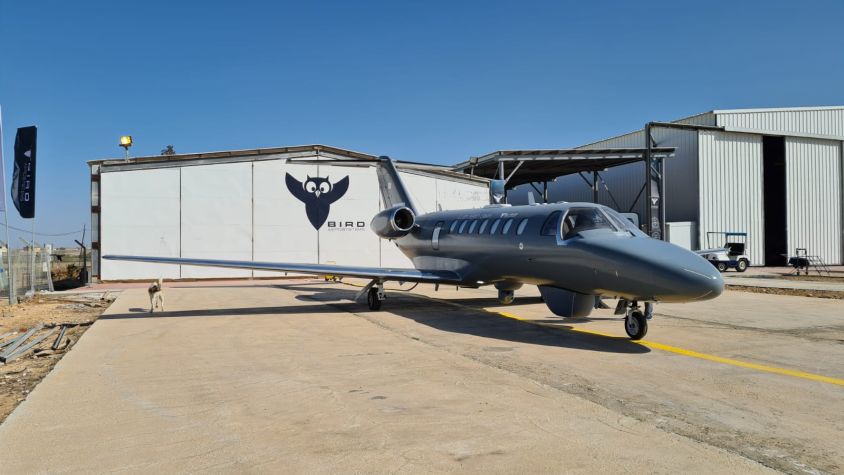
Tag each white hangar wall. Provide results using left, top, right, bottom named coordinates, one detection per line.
left=785, top=137, right=842, bottom=265
left=98, top=158, right=488, bottom=280
left=697, top=131, right=765, bottom=265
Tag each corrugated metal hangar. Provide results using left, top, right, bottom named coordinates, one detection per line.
left=89, top=145, right=489, bottom=281
left=543, top=106, right=844, bottom=266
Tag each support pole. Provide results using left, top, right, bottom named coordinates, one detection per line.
left=660, top=156, right=667, bottom=239
left=30, top=219, right=35, bottom=295
left=543, top=181, right=548, bottom=203
left=592, top=170, right=598, bottom=203
left=644, top=122, right=653, bottom=236
left=0, top=106, right=12, bottom=304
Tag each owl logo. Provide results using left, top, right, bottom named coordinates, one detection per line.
left=285, top=173, right=350, bottom=230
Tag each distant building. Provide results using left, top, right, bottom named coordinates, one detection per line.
left=550, top=106, right=844, bottom=266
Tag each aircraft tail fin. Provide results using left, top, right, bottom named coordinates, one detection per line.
left=376, top=156, right=418, bottom=214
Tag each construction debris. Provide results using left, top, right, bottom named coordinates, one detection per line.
left=0, top=328, right=57, bottom=364
left=52, top=325, right=68, bottom=350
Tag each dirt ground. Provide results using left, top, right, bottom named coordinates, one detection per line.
left=0, top=292, right=115, bottom=423
left=726, top=284, right=844, bottom=299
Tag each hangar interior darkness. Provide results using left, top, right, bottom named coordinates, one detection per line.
left=763, top=136, right=787, bottom=266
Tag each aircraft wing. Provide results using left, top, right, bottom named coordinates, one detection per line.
left=102, top=255, right=464, bottom=284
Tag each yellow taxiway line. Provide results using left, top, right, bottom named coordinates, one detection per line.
left=338, top=281, right=844, bottom=387
left=494, top=310, right=844, bottom=388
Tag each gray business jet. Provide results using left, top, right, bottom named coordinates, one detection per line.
left=105, top=157, right=723, bottom=340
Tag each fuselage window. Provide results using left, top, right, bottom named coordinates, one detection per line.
left=501, top=218, right=514, bottom=234
left=516, top=218, right=529, bottom=235
left=432, top=221, right=444, bottom=250
left=478, top=219, right=489, bottom=234
left=490, top=218, right=501, bottom=234
left=449, top=220, right=459, bottom=233
left=458, top=220, right=468, bottom=234
left=562, top=207, right=617, bottom=239
left=540, top=211, right=562, bottom=236
left=468, top=220, right=478, bottom=233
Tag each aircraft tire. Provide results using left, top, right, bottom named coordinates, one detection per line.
left=497, top=290, right=515, bottom=305
left=367, top=287, right=382, bottom=310
left=625, top=311, right=648, bottom=340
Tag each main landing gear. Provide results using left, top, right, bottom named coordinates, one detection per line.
left=615, top=300, right=653, bottom=340
left=359, top=280, right=386, bottom=310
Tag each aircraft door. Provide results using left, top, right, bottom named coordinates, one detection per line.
left=432, top=221, right=444, bottom=250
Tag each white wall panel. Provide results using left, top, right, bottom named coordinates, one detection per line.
left=318, top=165, right=381, bottom=267
left=785, top=137, right=842, bottom=265
left=698, top=131, right=765, bottom=264
left=253, top=161, right=319, bottom=277
left=717, top=108, right=844, bottom=138
left=435, top=178, right=488, bottom=211
left=100, top=169, right=181, bottom=280
left=180, top=163, right=253, bottom=278
left=400, top=172, right=438, bottom=214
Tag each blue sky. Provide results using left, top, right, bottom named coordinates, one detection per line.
left=1, top=0, right=843, bottom=246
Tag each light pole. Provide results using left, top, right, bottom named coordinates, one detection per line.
left=119, top=135, right=133, bottom=159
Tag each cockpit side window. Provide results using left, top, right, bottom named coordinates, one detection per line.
left=601, top=206, right=638, bottom=233
left=561, top=207, right=618, bottom=239
left=540, top=211, right=562, bottom=236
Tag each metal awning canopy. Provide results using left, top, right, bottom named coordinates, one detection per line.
left=452, top=147, right=675, bottom=188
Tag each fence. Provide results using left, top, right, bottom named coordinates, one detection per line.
left=0, top=248, right=54, bottom=303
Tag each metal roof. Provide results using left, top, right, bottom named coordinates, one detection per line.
left=88, top=143, right=488, bottom=185
left=712, top=105, right=844, bottom=114
left=88, top=144, right=377, bottom=167
left=452, top=147, right=675, bottom=188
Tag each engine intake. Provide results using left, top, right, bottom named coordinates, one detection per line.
left=370, top=206, right=416, bottom=239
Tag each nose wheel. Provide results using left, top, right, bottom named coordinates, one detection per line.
left=618, top=300, right=651, bottom=340
left=624, top=310, right=648, bottom=340
left=497, top=289, right=515, bottom=305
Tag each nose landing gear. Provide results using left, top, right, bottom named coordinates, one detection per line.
left=497, top=289, right=515, bottom=305
left=617, top=300, right=652, bottom=340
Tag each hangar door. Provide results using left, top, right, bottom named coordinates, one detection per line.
left=785, top=137, right=842, bottom=265
left=698, top=131, right=765, bottom=266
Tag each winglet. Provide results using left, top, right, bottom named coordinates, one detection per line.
left=376, top=156, right=418, bottom=214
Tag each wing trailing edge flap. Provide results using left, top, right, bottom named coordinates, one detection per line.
left=102, top=255, right=462, bottom=284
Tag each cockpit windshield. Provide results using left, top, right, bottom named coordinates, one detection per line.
left=600, top=206, right=639, bottom=233
left=561, top=207, right=617, bottom=239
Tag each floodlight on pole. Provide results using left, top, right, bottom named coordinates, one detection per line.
left=119, top=135, right=133, bottom=158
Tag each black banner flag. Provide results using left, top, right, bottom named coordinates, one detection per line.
left=12, top=126, right=37, bottom=219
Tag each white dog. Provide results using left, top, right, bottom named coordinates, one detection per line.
left=148, top=278, right=164, bottom=312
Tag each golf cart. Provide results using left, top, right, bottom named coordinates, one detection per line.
left=695, top=231, right=751, bottom=273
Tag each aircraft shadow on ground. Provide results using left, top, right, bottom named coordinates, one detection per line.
left=283, top=283, right=650, bottom=355
left=104, top=283, right=648, bottom=354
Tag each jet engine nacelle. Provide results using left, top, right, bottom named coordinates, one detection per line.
left=370, top=205, right=416, bottom=239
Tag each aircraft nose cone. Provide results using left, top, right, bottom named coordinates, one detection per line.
left=677, top=258, right=724, bottom=301
left=583, top=237, right=724, bottom=302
